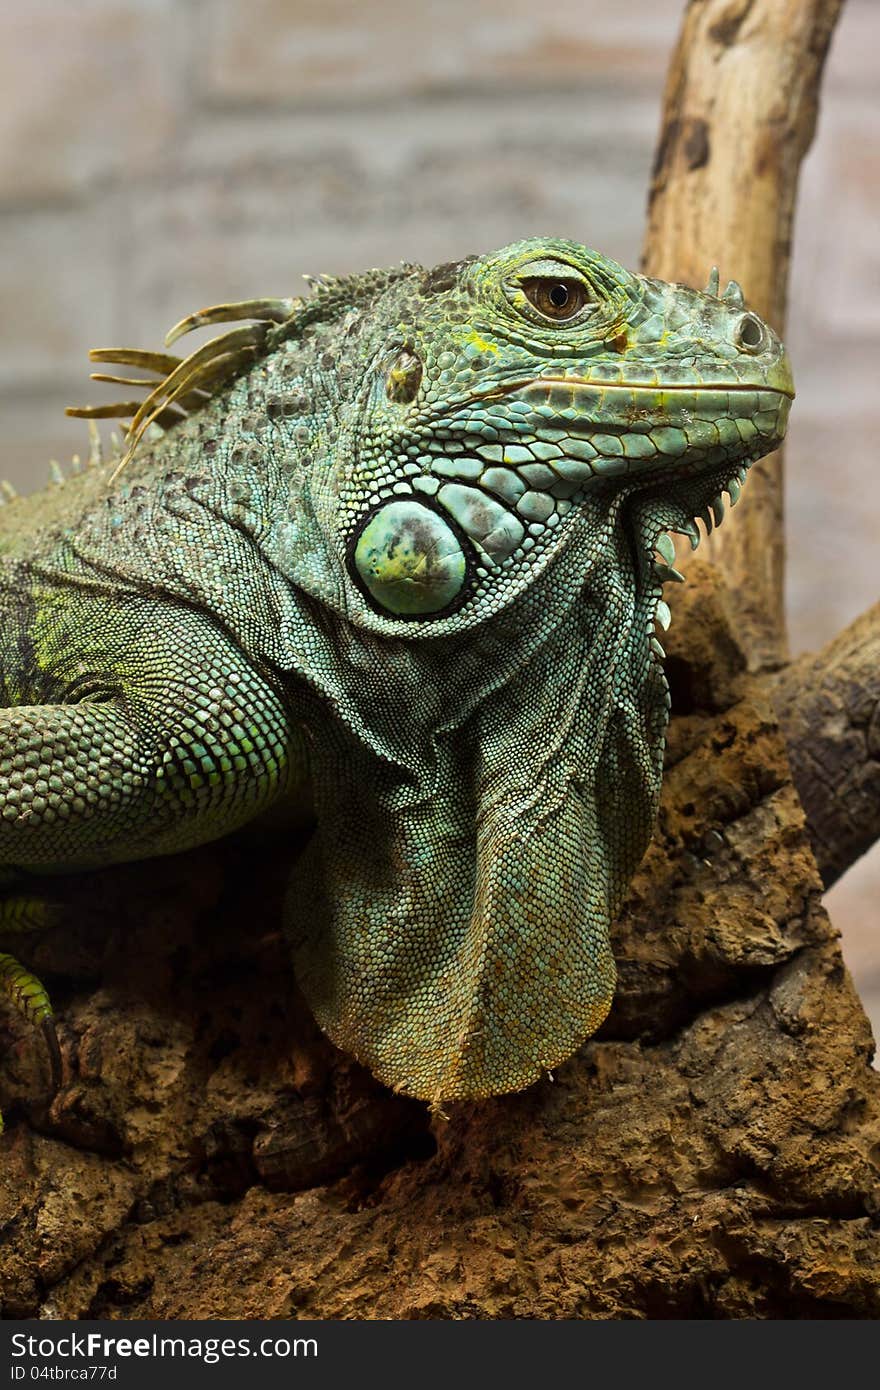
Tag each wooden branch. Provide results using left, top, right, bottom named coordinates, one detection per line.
left=642, top=0, right=846, bottom=670
left=772, top=601, right=880, bottom=888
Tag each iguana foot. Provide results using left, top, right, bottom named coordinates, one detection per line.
left=0, top=893, right=65, bottom=1130
left=0, top=951, right=62, bottom=1091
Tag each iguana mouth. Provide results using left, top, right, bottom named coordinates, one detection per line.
left=489, top=376, right=795, bottom=400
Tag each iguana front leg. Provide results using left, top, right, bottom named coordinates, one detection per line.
left=0, top=675, right=296, bottom=870
left=0, top=612, right=302, bottom=1098
left=0, top=951, right=60, bottom=1094
left=0, top=867, right=62, bottom=1111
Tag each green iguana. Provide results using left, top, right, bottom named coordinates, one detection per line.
left=0, top=239, right=793, bottom=1109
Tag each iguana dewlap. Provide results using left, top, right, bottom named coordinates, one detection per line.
left=0, top=239, right=793, bottom=1106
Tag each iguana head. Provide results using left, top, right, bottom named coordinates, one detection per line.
left=331, top=236, right=792, bottom=631
left=75, top=235, right=792, bottom=643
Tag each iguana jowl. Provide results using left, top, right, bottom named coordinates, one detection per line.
left=0, top=239, right=793, bottom=1107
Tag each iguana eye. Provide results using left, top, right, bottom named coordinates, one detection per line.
left=521, top=278, right=592, bottom=322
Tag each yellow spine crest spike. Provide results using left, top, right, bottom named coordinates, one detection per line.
left=89, top=348, right=182, bottom=374
left=66, top=402, right=142, bottom=420
left=123, top=323, right=266, bottom=446
left=110, top=328, right=265, bottom=481
left=90, top=372, right=156, bottom=389
left=164, top=297, right=301, bottom=349
left=90, top=372, right=212, bottom=415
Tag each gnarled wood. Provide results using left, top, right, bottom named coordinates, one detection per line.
left=772, top=600, right=880, bottom=887
left=643, top=0, right=846, bottom=670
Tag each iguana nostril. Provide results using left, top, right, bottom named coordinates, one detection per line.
left=734, top=312, right=767, bottom=354
left=351, top=499, right=467, bottom=616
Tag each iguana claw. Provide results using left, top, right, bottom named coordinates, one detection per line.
left=0, top=951, right=63, bottom=1102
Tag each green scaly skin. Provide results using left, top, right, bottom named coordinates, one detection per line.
left=0, top=239, right=793, bottom=1109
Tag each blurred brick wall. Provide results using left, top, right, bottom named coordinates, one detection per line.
left=2, top=1, right=878, bottom=1028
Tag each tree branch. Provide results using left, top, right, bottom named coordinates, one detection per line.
left=642, top=0, right=846, bottom=670
left=772, top=600, right=880, bottom=888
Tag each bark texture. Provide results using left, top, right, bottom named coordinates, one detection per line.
left=643, top=0, right=845, bottom=669
left=772, top=601, right=880, bottom=887
left=2, top=566, right=879, bottom=1319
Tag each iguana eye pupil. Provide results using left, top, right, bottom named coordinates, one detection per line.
left=521, top=277, right=590, bottom=321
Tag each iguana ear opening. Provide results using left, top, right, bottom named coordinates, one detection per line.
left=385, top=348, right=423, bottom=404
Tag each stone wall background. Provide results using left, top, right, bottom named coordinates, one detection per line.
left=1, top=0, right=877, bottom=1030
